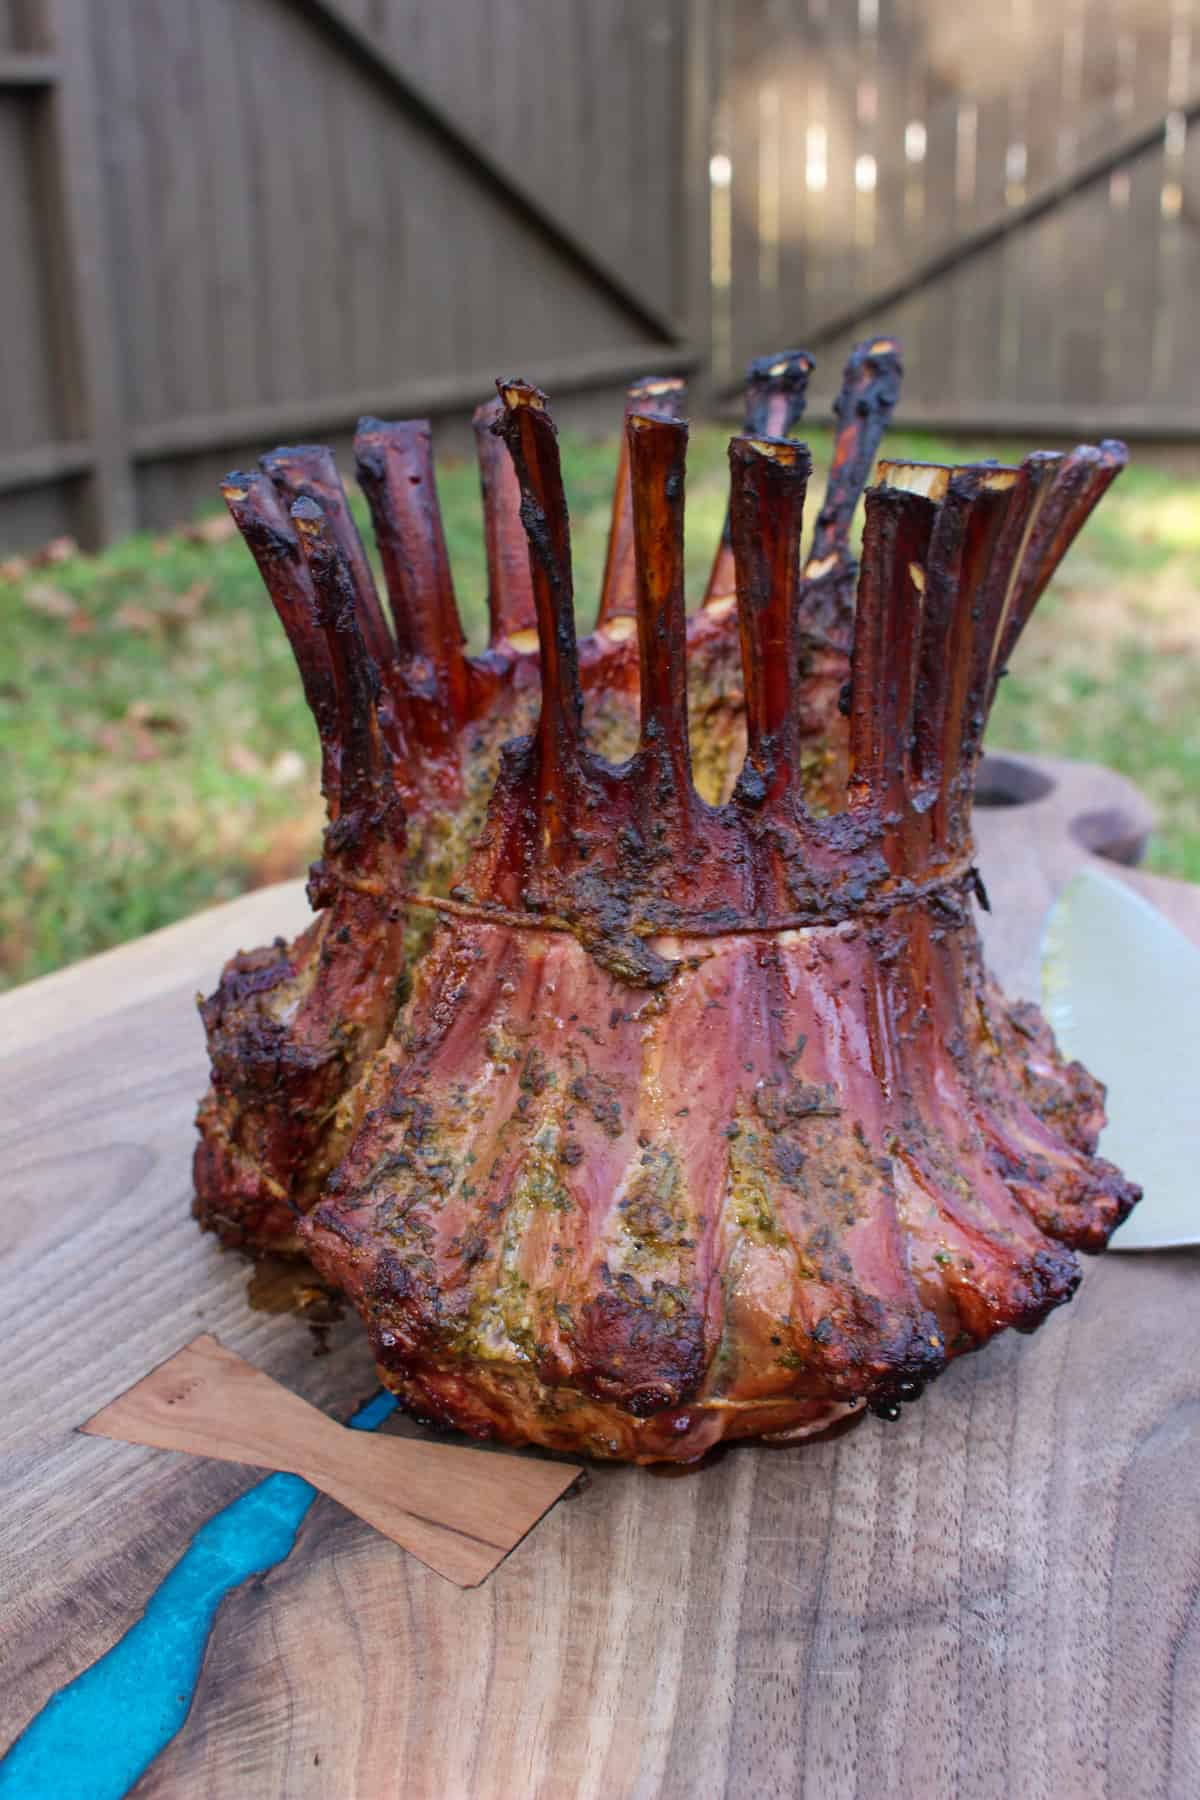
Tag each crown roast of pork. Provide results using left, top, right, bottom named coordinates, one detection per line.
left=193, top=339, right=1138, bottom=1463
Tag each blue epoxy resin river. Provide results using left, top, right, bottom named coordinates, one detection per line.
left=0, top=1390, right=397, bottom=1800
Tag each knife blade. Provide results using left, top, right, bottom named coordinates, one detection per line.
left=1041, top=865, right=1200, bottom=1250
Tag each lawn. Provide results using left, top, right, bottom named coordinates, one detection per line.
left=3, top=420, right=1198, bottom=991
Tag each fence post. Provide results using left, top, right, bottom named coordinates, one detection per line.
left=27, top=0, right=134, bottom=547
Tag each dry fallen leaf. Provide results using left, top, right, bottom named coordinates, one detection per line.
left=249, top=807, right=325, bottom=885
left=126, top=700, right=184, bottom=734
left=98, top=717, right=164, bottom=763
left=23, top=582, right=81, bottom=622
left=228, top=742, right=264, bottom=777
left=181, top=515, right=236, bottom=546
left=168, top=580, right=211, bottom=622
left=269, top=749, right=306, bottom=786
left=33, top=535, right=79, bottom=567
left=113, top=604, right=161, bottom=635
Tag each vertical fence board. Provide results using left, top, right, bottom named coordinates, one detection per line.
left=3, top=0, right=1199, bottom=551
left=1056, top=0, right=1112, bottom=411
left=774, top=0, right=807, bottom=353
left=824, top=1, right=860, bottom=359
left=0, top=0, right=28, bottom=50
left=90, top=0, right=156, bottom=439
left=728, top=0, right=764, bottom=370
left=872, top=0, right=910, bottom=293
left=638, top=0, right=682, bottom=325
left=194, top=0, right=258, bottom=418
left=241, top=0, right=309, bottom=409
left=952, top=54, right=1007, bottom=415
left=802, top=0, right=832, bottom=348
left=1169, top=36, right=1200, bottom=407
left=681, top=0, right=714, bottom=411
left=1116, top=0, right=1167, bottom=410
left=0, top=98, right=57, bottom=453
left=32, top=0, right=134, bottom=542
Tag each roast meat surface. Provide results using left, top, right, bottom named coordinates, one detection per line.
left=194, top=341, right=1138, bottom=1461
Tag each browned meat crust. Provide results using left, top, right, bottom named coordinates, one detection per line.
left=193, top=342, right=1138, bottom=1461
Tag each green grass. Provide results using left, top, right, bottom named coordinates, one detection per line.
left=3, top=423, right=1198, bottom=990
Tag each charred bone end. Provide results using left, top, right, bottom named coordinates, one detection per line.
left=705, top=344, right=815, bottom=608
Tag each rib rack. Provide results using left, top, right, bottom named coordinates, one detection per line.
left=194, top=340, right=1138, bottom=1462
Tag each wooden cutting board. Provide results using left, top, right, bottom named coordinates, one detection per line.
left=2, top=754, right=1198, bottom=1800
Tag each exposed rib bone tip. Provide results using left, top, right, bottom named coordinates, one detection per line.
left=629, top=374, right=686, bottom=403
left=627, top=409, right=688, bottom=439
left=753, top=348, right=814, bottom=378
left=737, top=434, right=812, bottom=470
left=1077, top=439, right=1129, bottom=472
left=833, top=338, right=904, bottom=423
left=877, top=461, right=952, bottom=502
left=261, top=445, right=324, bottom=475
left=744, top=349, right=815, bottom=435
left=497, top=379, right=547, bottom=413
left=289, top=494, right=325, bottom=533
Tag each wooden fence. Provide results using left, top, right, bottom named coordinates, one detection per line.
left=713, top=0, right=1200, bottom=433
left=0, top=0, right=706, bottom=549
left=2, top=0, right=1198, bottom=551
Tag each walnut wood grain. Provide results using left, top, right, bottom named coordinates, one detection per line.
left=1, top=754, right=1197, bottom=1799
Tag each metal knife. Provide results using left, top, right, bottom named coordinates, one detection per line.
left=1041, top=866, right=1200, bottom=1250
